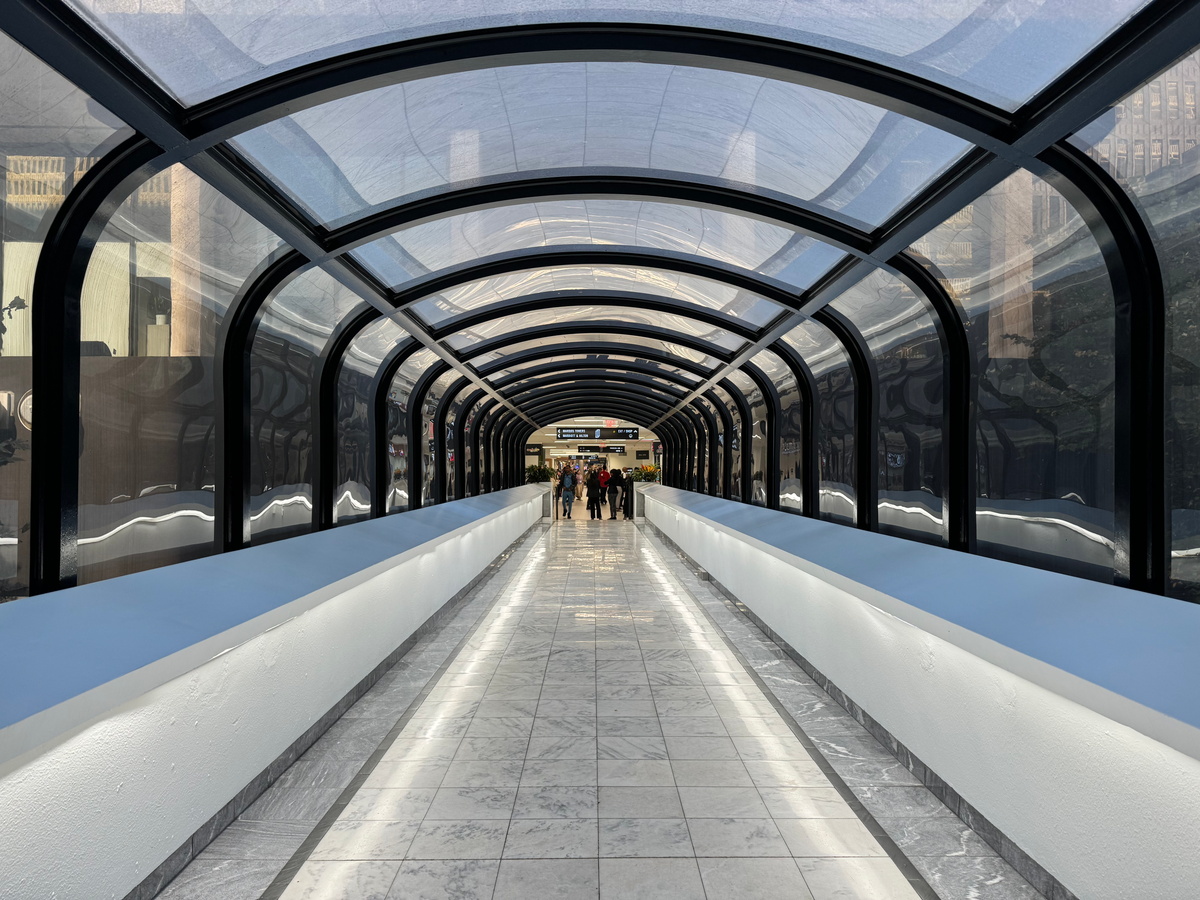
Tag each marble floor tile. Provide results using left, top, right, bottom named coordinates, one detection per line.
left=425, top=786, right=518, bottom=820
left=775, top=817, right=887, bottom=858
left=677, top=786, right=770, bottom=818
left=597, top=858, right=706, bottom=900
left=597, top=759, right=675, bottom=787
left=280, top=860, right=401, bottom=900
left=502, top=818, right=599, bottom=858
left=386, top=859, right=500, bottom=900
left=202, top=820, right=311, bottom=860
left=493, top=858, right=600, bottom=900
left=696, top=857, right=814, bottom=900
left=156, top=858, right=283, bottom=900
left=797, top=857, right=923, bottom=900
left=309, top=819, right=421, bottom=861
left=512, top=786, right=599, bottom=819
left=686, top=817, right=790, bottom=857
left=598, top=818, right=694, bottom=857
left=597, top=786, right=684, bottom=818
left=405, top=820, right=510, bottom=860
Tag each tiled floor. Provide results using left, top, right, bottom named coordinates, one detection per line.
left=267, top=518, right=933, bottom=900
left=157, top=514, right=1043, bottom=900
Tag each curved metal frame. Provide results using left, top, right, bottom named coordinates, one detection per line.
left=771, top=341, right=821, bottom=517
left=370, top=340, right=421, bottom=517
left=7, top=4, right=1184, bottom=596
left=408, top=361, right=453, bottom=509
left=813, top=306, right=880, bottom=530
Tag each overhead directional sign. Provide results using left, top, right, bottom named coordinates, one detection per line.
left=577, top=445, right=625, bottom=454
left=556, top=427, right=639, bottom=440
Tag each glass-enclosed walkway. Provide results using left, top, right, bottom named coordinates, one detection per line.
left=155, top=518, right=1035, bottom=900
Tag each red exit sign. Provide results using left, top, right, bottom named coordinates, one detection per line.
left=603, top=419, right=616, bottom=427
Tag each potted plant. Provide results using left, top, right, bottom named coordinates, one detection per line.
left=525, top=463, right=554, bottom=484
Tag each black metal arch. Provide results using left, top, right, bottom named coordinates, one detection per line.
left=387, top=246, right=812, bottom=314
left=500, top=371, right=692, bottom=406
left=426, top=289, right=765, bottom=343
left=769, top=341, right=820, bottom=518
left=370, top=340, right=422, bottom=517
left=812, top=306, right=879, bottom=531
left=457, top=321, right=743, bottom=368
left=408, top=360, right=454, bottom=509
left=7, top=0, right=1187, bottom=599
left=473, top=342, right=714, bottom=383
left=491, top=360, right=705, bottom=396
left=503, top=374, right=688, bottom=407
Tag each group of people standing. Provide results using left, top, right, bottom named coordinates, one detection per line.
left=554, top=463, right=631, bottom=521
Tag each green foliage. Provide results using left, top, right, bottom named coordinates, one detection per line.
left=629, top=465, right=660, bottom=482
left=525, top=463, right=554, bottom=484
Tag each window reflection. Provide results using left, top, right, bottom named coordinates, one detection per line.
left=1075, top=50, right=1200, bottom=597
left=250, top=269, right=367, bottom=543
left=917, top=170, right=1115, bottom=580
left=420, top=370, right=457, bottom=506
left=785, top=319, right=856, bottom=525
left=711, top=384, right=743, bottom=502
left=829, top=270, right=946, bottom=545
left=0, top=34, right=127, bottom=598
left=382, top=348, right=436, bottom=515
left=727, top=369, right=767, bottom=506
left=752, top=350, right=803, bottom=514
left=77, top=165, right=282, bottom=584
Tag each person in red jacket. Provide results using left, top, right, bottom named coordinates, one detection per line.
left=598, top=465, right=611, bottom=512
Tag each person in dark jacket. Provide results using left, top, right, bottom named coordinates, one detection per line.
left=586, top=467, right=604, bottom=519
left=607, top=467, right=626, bottom=519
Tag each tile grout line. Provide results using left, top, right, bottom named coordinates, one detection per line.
left=257, top=525, right=549, bottom=900
left=635, top=524, right=942, bottom=900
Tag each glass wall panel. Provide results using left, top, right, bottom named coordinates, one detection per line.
left=462, top=396, right=487, bottom=497
left=711, top=384, right=743, bottom=502
left=726, top=369, right=767, bottom=506
left=752, top=349, right=803, bottom=513
left=444, top=305, right=746, bottom=355
left=82, top=0, right=1144, bottom=114
left=383, top=348, right=437, bottom=515
left=418, top=370, right=456, bottom=506
left=77, top=164, right=282, bottom=584
left=785, top=319, right=856, bottom=525
left=696, top=395, right=722, bottom=496
left=829, top=269, right=945, bottom=545
left=352, top=200, right=844, bottom=292
left=1074, top=49, right=1200, bottom=597
left=915, top=170, right=1115, bottom=580
left=413, top=266, right=784, bottom=330
left=249, top=268, right=367, bottom=543
left=441, top=381, right=469, bottom=501
left=0, top=34, right=127, bottom=597
left=233, top=62, right=967, bottom=228
left=335, top=318, right=410, bottom=525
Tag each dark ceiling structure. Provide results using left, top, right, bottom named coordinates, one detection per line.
left=2, top=0, right=1198, bottom=600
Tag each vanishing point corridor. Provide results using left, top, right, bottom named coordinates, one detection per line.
left=156, top=518, right=1035, bottom=900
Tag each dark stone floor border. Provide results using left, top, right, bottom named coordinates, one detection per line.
left=644, top=522, right=1079, bottom=900
left=127, top=520, right=546, bottom=900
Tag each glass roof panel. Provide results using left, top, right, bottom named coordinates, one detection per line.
left=231, top=62, right=968, bottom=228
left=257, top=267, right=369, bottom=355
left=412, top=265, right=784, bottom=330
left=486, top=353, right=701, bottom=385
left=747, top=349, right=793, bottom=385
left=783, top=317, right=849, bottom=376
left=827, top=268, right=939, bottom=357
left=351, top=199, right=843, bottom=291
left=442, top=304, right=747, bottom=353
left=67, top=1, right=1147, bottom=110
left=342, top=317, right=411, bottom=376
left=467, top=333, right=725, bottom=371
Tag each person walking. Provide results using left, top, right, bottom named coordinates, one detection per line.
left=559, top=466, right=576, bottom=518
left=607, top=467, right=626, bottom=519
left=586, top=466, right=603, bottom=520
left=598, top=465, right=610, bottom=509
